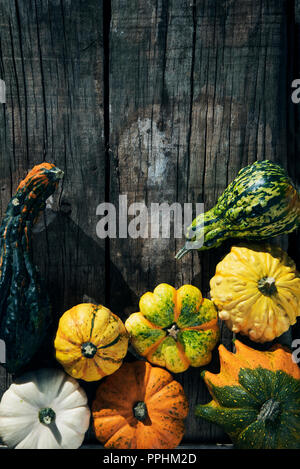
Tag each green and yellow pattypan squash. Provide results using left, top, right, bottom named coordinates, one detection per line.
left=125, top=283, right=219, bottom=373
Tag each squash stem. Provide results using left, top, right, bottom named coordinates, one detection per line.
left=257, top=399, right=281, bottom=423
left=257, top=277, right=277, bottom=296
left=133, top=401, right=148, bottom=422
left=39, top=407, right=56, bottom=425
left=166, top=323, right=180, bottom=340
left=81, top=341, right=97, bottom=358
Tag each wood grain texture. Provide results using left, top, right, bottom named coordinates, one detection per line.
left=296, top=0, right=300, bottom=24
left=0, top=0, right=299, bottom=445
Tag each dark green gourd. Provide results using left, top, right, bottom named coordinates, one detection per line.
left=195, top=341, right=300, bottom=449
left=176, top=160, right=300, bottom=259
left=0, top=163, right=63, bottom=373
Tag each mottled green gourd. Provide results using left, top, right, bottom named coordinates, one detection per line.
left=176, top=160, right=300, bottom=259
left=195, top=341, right=300, bottom=449
left=0, top=163, right=63, bottom=373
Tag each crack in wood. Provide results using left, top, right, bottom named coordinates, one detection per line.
left=103, top=0, right=111, bottom=308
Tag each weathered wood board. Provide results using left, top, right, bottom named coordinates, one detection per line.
left=0, top=0, right=299, bottom=445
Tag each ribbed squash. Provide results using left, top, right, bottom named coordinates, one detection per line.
left=196, top=340, right=300, bottom=449
left=0, top=163, right=63, bottom=373
left=0, top=368, right=90, bottom=449
left=125, top=284, right=219, bottom=373
left=92, top=361, right=189, bottom=449
left=176, top=160, right=300, bottom=259
left=210, top=244, right=300, bottom=342
left=54, top=303, right=128, bottom=382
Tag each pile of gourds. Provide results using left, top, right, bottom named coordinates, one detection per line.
left=0, top=160, right=300, bottom=449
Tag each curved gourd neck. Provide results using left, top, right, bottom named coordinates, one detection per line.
left=176, top=208, right=226, bottom=259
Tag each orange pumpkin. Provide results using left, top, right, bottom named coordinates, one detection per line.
left=92, top=361, right=189, bottom=449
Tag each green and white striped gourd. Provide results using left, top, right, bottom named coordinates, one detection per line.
left=176, top=160, right=300, bottom=259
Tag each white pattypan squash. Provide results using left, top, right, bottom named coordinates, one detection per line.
left=0, top=368, right=90, bottom=449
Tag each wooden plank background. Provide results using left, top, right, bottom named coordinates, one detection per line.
left=0, top=0, right=299, bottom=445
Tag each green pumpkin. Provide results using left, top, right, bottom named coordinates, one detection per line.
left=125, top=283, right=219, bottom=373
left=176, top=160, right=300, bottom=259
left=195, top=340, right=300, bottom=449
left=0, top=163, right=63, bottom=373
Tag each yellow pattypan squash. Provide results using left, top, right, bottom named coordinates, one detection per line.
left=54, top=303, right=128, bottom=381
left=210, top=244, right=300, bottom=342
